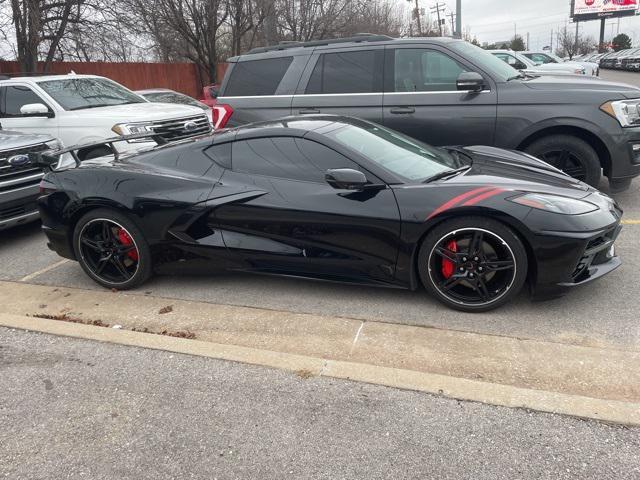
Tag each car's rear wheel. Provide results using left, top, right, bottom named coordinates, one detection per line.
left=418, top=217, right=528, bottom=312
left=73, top=209, right=152, bottom=290
left=525, top=134, right=601, bottom=187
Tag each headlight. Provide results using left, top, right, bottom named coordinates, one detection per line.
left=575, top=68, right=585, bottom=74
left=111, top=123, right=154, bottom=142
left=508, top=193, right=598, bottom=215
left=600, top=99, right=640, bottom=127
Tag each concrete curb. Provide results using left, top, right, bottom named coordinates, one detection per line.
left=2, top=313, right=639, bottom=427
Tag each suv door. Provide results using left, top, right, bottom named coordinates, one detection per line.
left=382, top=45, right=497, bottom=146
left=212, top=136, right=401, bottom=283
left=0, top=84, right=57, bottom=136
left=292, top=46, right=384, bottom=122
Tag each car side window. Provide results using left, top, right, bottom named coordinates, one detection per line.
left=232, top=137, right=359, bottom=183
left=393, top=49, right=467, bottom=92
left=224, top=57, right=293, bottom=96
left=306, top=50, right=381, bottom=94
left=0, top=85, right=49, bottom=117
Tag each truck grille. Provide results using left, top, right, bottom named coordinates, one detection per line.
left=0, top=143, right=48, bottom=191
left=151, top=114, right=212, bottom=142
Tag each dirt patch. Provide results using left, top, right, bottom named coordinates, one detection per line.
left=30, top=313, right=196, bottom=340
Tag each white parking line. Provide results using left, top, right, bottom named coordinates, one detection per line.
left=349, top=321, right=366, bottom=356
left=20, top=259, right=70, bottom=282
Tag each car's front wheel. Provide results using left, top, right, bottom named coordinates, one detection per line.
left=525, top=134, right=601, bottom=187
left=73, top=209, right=153, bottom=290
left=418, top=217, right=528, bottom=312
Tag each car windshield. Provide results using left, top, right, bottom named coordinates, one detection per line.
left=37, top=77, right=145, bottom=111
left=323, top=122, right=464, bottom=182
left=449, top=41, right=519, bottom=81
left=143, top=91, right=208, bottom=110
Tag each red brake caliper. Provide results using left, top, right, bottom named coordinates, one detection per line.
left=441, top=240, right=458, bottom=279
left=116, top=228, right=139, bottom=261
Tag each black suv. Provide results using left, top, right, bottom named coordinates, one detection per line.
left=215, top=35, right=640, bottom=192
left=0, top=125, right=58, bottom=230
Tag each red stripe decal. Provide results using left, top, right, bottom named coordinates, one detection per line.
left=427, top=187, right=494, bottom=220
left=461, top=188, right=506, bottom=206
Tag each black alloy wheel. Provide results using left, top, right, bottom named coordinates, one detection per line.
left=73, top=209, right=153, bottom=289
left=538, top=150, right=587, bottom=181
left=419, top=217, right=528, bottom=312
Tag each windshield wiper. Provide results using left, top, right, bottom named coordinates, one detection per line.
left=423, top=166, right=471, bottom=184
left=69, top=104, right=112, bottom=111
left=506, top=72, right=526, bottom=81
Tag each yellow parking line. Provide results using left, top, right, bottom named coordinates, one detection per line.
left=621, top=220, right=640, bottom=225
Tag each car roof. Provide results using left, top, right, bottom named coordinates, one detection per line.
left=228, top=36, right=463, bottom=61
left=0, top=73, right=105, bottom=83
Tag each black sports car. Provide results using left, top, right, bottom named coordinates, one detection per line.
left=36, top=116, right=622, bottom=312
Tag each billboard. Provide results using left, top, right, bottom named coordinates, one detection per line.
left=571, top=0, right=638, bottom=21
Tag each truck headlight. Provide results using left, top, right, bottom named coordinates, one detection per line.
left=112, top=123, right=155, bottom=142
left=600, top=99, right=640, bottom=127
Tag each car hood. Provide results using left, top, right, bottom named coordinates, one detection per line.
left=63, top=102, right=206, bottom=122
left=520, top=75, right=640, bottom=98
left=0, top=130, right=54, bottom=151
left=442, top=146, right=595, bottom=199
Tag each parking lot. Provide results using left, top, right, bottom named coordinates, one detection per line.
left=1, top=69, right=639, bottom=354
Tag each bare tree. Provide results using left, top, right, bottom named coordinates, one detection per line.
left=9, top=0, right=87, bottom=71
left=556, top=26, right=593, bottom=60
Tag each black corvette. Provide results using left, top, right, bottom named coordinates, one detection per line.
left=36, top=116, right=622, bottom=312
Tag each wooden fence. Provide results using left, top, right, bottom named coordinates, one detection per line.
left=0, top=61, right=229, bottom=99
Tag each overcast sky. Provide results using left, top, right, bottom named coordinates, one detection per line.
left=439, top=0, right=640, bottom=50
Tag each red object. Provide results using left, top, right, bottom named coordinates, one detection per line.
left=460, top=188, right=506, bottom=207
left=117, top=228, right=139, bottom=261
left=212, top=104, right=233, bottom=130
left=441, top=240, right=458, bottom=279
left=426, top=187, right=494, bottom=220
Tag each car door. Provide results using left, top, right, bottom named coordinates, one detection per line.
left=0, top=84, right=58, bottom=137
left=382, top=45, right=498, bottom=147
left=212, top=136, right=401, bottom=284
left=291, top=46, right=384, bottom=123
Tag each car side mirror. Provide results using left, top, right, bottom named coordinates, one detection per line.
left=20, top=103, right=53, bottom=118
left=325, top=168, right=367, bottom=190
left=456, top=72, right=485, bottom=92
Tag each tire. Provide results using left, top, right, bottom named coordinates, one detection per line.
left=525, top=134, right=602, bottom=187
left=72, top=208, right=152, bottom=290
left=78, top=146, right=113, bottom=161
left=418, top=216, right=528, bottom=313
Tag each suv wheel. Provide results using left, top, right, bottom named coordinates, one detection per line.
left=525, top=135, right=602, bottom=187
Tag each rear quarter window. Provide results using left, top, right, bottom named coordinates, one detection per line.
left=224, top=57, right=293, bottom=96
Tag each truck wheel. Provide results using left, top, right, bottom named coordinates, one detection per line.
left=525, top=135, right=602, bottom=187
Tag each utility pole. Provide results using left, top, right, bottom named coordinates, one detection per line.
left=430, top=3, right=446, bottom=37
left=527, top=32, right=530, bottom=50
left=599, top=18, right=606, bottom=52
left=408, top=0, right=422, bottom=36
left=455, top=0, right=462, bottom=39
left=447, top=12, right=456, bottom=37
left=550, top=29, right=553, bottom=51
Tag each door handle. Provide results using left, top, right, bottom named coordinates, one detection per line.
left=299, top=108, right=320, bottom=114
left=390, top=107, right=415, bottom=114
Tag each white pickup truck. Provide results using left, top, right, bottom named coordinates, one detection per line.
left=0, top=74, right=212, bottom=159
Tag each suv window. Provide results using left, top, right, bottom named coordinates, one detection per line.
left=393, top=49, right=467, bottom=92
left=232, top=137, right=358, bottom=182
left=306, top=50, right=381, bottom=94
left=0, top=85, right=49, bottom=117
left=224, top=57, right=293, bottom=96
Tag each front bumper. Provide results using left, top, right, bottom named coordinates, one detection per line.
left=606, top=125, right=640, bottom=183
left=0, top=183, right=41, bottom=230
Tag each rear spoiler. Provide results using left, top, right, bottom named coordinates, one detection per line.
left=28, top=132, right=168, bottom=171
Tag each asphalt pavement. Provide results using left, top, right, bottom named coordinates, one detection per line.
left=2, top=327, right=639, bottom=480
